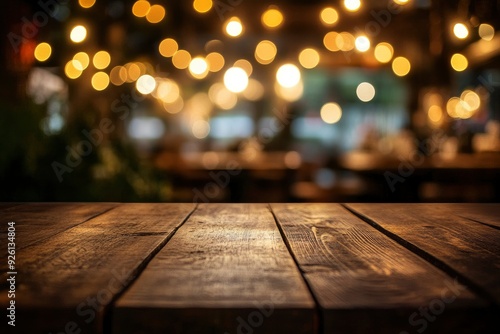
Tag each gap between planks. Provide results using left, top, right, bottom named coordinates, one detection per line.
left=103, top=204, right=198, bottom=333
left=341, top=203, right=498, bottom=306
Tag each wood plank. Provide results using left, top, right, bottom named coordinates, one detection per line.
left=346, top=203, right=500, bottom=304
left=113, top=204, right=316, bottom=334
left=442, top=203, right=500, bottom=229
left=0, top=203, right=195, bottom=334
left=271, top=203, right=494, bottom=334
left=0, top=202, right=117, bottom=252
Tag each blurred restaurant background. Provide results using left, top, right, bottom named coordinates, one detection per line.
left=0, top=0, right=499, bottom=203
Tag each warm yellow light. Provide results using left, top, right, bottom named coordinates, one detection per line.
left=192, top=120, right=211, bottom=139
left=356, top=82, right=376, bottom=102
left=255, top=40, right=277, bottom=65
left=156, top=79, right=180, bottom=103
left=136, top=74, right=156, bottom=94
left=159, top=38, right=178, bottom=57
left=125, top=63, right=141, bottom=82
left=298, top=48, right=320, bottom=69
left=320, top=7, right=339, bottom=26
left=344, top=0, right=361, bottom=12
left=446, top=97, right=460, bottom=118
left=479, top=24, right=494, bottom=41
left=428, top=105, right=443, bottom=123
left=225, top=17, right=243, bottom=37
left=206, top=52, right=225, bottom=72
left=70, top=25, right=87, bottom=43
left=355, top=35, right=370, bottom=52
left=243, top=79, right=265, bottom=101
left=450, top=53, right=468, bottom=72
left=234, top=59, right=253, bottom=76
left=163, top=97, right=184, bottom=114
left=132, top=1, right=150, bottom=18
left=453, top=23, right=469, bottom=39
left=275, top=80, right=303, bottom=102
left=262, top=8, right=284, bottom=29
left=193, top=0, right=213, bottom=13
left=93, top=51, right=111, bottom=70
left=34, top=42, right=51, bottom=62
left=392, top=56, right=411, bottom=76
left=209, top=83, right=238, bottom=110
left=394, top=0, right=410, bottom=4
left=146, top=4, right=165, bottom=23
left=189, top=57, right=209, bottom=79
left=276, top=64, right=301, bottom=88
left=374, top=42, right=394, bottom=63
left=73, top=52, right=89, bottom=70
left=91, top=72, right=110, bottom=91
left=321, top=103, right=342, bottom=124
left=461, top=90, right=480, bottom=111
left=338, top=32, right=355, bottom=51
left=172, top=50, right=192, bottom=69
left=323, top=32, right=340, bottom=51
left=224, top=67, right=249, bottom=93
left=64, top=60, right=83, bottom=79
left=110, top=66, right=127, bottom=86
left=79, top=0, right=96, bottom=9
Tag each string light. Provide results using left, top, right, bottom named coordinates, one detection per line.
left=34, top=42, right=51, bottom=62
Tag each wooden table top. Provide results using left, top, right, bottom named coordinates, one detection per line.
left=1, top=203, right=499, bottom=334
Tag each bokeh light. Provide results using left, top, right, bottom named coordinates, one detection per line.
left=156, top=79, right=180, bottom=103
left=132, top=1, right=150, bottom=17
left=159, top=38, right=178, bottom=57
left=206, top=52, right=225, bottom=72
left=275, top=80, right=303, bottom=102
left=262, top=8, right=284, bottom=29
left=374, top=42, right=394, bottom=63
left=73, top=52, right=90, bottom=70
left=79, top=0, right=96, bottom=9
left=320, top=103, right=342, bottom=124
left=110, top=66, right=128, bottom=86
left=356, top=82, right=376, bottom=102
left=234, top=59, right=253, bottom=76
left=298, top=48, right=320, bottom=69
left=355, top=35, right=370, bottom=52
left=192, top=120, right=211, bottom=139
left=453, top=23, right=469, bottom=39
left=255, top=40, right=277, bottom=65
left=320, top=7, right=339, bottom=26
left=392, top=56, right=411, bottom=76
left=344, top=0, right=361, bottom=12
left=91, top=72, right=110, bottom=91
left=224, top=67, right=249, bottom=93
left=34, top=42, right=52, bottom=62
left=146, top=4, right=165, bottom=23
left=479, top=24, right=495, bottom=41
left=189, top=56, right=209, bottom=79
left=136, top=74, right=156, bottom=94
left=243, top=79, right=265, bottom=101
left=193, top=0, right=213, bottom=13
left=93, top=51, right=111, bottom=70
left=450, top=53, right=468, bottom=72
left=172, top=50, right=192, bottom=69
left=276, top=64, right=301, bottom=88
left=324, top=31, right=340, bottom=51
left=64, top=60, right=83, bottom=79
left=225, top=17, right=243, bottom=37
left=70, top=25, right=87, bottom=43
left=209, top=83, right=238, bottom=110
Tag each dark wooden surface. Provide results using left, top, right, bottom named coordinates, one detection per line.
left=1, top=203, right=498, bottom=334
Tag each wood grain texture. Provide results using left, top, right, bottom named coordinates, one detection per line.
left=0, top=203, right=195, bottom=334
left=113, top=204, right=316, bottom=334
left=442, top=203, right=500, bottom=229
left=271, top=203, right=493, bottom=334
left=1, top=202, right=117, bottom=251
left=346, top=203, right=500, bottom=305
